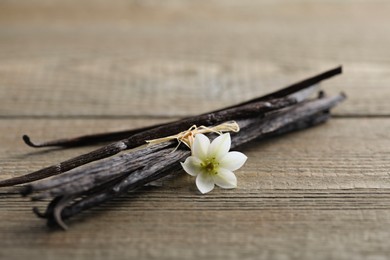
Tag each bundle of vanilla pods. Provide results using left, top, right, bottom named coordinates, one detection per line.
left=0, top=67, right=345, bottom=229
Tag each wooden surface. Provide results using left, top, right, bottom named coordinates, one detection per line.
left=1, top=1, right=390, bottom=259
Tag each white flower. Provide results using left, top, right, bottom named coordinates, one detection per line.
left=181, top=133, right=247, bottom=194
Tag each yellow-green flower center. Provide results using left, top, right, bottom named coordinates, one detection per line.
left=201, top=158, right=219, bottom=175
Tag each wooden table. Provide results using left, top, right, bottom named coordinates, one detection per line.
left=1, top=1, right=389, bottom=259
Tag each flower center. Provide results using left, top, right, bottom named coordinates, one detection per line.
left=201, top=158, right=219, bottom=175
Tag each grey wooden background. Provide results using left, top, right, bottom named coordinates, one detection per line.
left=1, top=1, right=390, bottom=259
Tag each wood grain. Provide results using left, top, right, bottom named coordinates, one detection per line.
left=1, top=118, right=390, bottom=259
left=0, top=1, right=389, bottom=117
left=0, top=1, right=389, bottom=260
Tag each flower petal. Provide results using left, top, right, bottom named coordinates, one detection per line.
left=181, top=156, right=202, bottom=176
left=208, top=133, right=231, bottom=159
left=192, top=133, right=210, bottom=160
left=219, top=151, right=248, bottom=171
left=213, top=168, right=237, bottom=189
left=196, top=173, right=215, bottom=194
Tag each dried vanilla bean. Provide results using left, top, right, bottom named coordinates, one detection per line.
left=22, top=66, right=341, bottom=149
left=22, top=142, right=174, bottom=197
left=0, top=67, right=346, bottom=229
left=30, top=147, right=176, bottom=200
left=25, top=93, right=343, bottom=199
left=29, top=93, right=345, bottom=228
left=0, top=67, right=341, bottom=188
left=0, top=98, right=296, bottom=187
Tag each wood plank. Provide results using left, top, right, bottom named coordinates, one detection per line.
left=1, top=118, right=390, bottom=259
left=0, top=1, right=388, bottom=259
left=0, top=1, right=389, bottom=117
left=1, top=118, right=390, bottom=190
